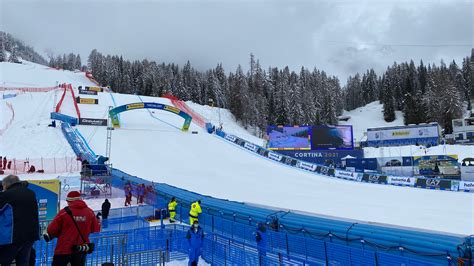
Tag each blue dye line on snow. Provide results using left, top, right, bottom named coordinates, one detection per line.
left=136, top=94, right=181, bottom=131
left=75, top=128, right=96, bottom=157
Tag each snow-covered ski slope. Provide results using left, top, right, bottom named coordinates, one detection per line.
left=0, top=61, right=96, bottom=158
left=1, top=62, right=473, bottom=235
left=76, top=92, right=473, bottom=236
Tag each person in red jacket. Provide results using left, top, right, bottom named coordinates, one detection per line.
left=44, top=191, right=100, bottom=266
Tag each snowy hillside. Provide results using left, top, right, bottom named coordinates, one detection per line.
left=0, top=61, right=96, bottom=159
left=339, top=101, right=404, bottom=143
left=1, top=61, right=473, bottom=235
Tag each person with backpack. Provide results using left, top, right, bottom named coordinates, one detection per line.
left=0, top=175, right=40, bottom=266
left=186, top=220, right=204, bottom=266
left=43, top=191, right=100, bottom=266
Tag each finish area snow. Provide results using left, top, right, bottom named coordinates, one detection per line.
left=77, top=93, right=474, bottom=236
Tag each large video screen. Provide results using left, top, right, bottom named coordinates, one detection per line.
left=267, top=126, right=311, bottom=150
left=311, top=125, right=353, bottom=150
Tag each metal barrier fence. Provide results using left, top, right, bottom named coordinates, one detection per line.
left=35, top=224, right=449, bottom=265
left=107, top=173, right=471, bottom=265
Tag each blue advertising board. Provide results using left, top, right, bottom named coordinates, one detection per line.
left=28, top=179, right=60, bottom=230
left=277, top=150, right=364, bottom=167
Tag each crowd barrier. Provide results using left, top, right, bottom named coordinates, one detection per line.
left=216, top=130, right=474, bottom=193
left=35, top=224, right=463, bottom=266
left=0, top=102, right=14, bottom=136
left=0, top=156, right=81, bottom=175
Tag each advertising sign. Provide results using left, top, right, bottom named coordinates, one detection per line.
left=268, top=152, right=283, bottom=162
left=311, top=125, right=353, bottom=150
left=460, top=181, right=474, bottom=192
left=278, top=150, right=363, bottom=167
left=297, top=161, right=317, bottom=171
left=126, top=103, right=145, bottom=110
left=366, top=124, right=440, bottom=147
left=79, top=89, right=98, bottom=96
left=387, top=176, right=416, bottom=186
left=76, top=97, right=99, bottom=104
left=334, top=169, right=361, bottom=181
left=267, top=126, right=311, bottom=150
left=27, top=179, right=60, bottom=227
left=413, top=155, right=460, bottom=177
left=79, top=118, right=107, bottom=126
left=85, top=86, right=103, bottom=92
left=415, top=178, right=452, bottom=190
left=361, top=174, right=388, bottom=184
left=244, top=142, right=258, bottom=152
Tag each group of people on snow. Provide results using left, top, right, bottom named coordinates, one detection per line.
left=123, top=182, right=147, bottom=206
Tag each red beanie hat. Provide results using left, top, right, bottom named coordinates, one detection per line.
left=66, top=191, right=81, bottom=201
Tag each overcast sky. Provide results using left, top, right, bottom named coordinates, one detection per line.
left=1, top=0, right=472, bottom=82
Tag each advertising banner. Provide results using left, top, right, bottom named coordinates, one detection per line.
left=244, top=142, right=258, bottom=152
left=225, top=134, right=238, bottom=143
left=76, top=97, right=99, bottom=104
left=282, top=156, right=298, bottom=166
left=334, top=170, right=361, bottom=181
left=268, top=152, right=283, bottom=162
left=85, top=86, right=103, bottom=92
left=27, top=179, right=60, bottom=227
left=311, top=125, right=353, bottom=150
left=297, top=161, right=317, bottom=172
left=361, top=174, right=388, bottom=184
left=459, top=181, right=474, bottom=192
left=366, top=124, right=440, bottom=147
left=267, top=126, right=311, bottom=150
left=79, top=89, right=98, bottom=95
left=413, top=155, right=460, bottom=177
left=415, top=178, right=452, bottom=190
left=278, top=150, right=363, bottom=167
left=387, top=176, right=416, bottom=186
left=79, top=118, right=107, bottom=126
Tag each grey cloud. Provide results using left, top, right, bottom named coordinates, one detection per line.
left=0, top=0, right=472, bottom=82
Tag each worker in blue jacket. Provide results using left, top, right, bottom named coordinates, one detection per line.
left=255, top=222, right=267, bottom=265
left=186, top=220, right=204, bottom=266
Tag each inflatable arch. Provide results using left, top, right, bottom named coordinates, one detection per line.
left=109, top=102, right=192, bottom=131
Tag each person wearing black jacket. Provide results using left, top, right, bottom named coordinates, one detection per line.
left=0, top=175, right=40, bottom=266
left=101, top=199, right=111, bottom=219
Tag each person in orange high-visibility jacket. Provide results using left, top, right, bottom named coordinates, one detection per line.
left=189, top=200, right=202, bottom=225
left=168, top=197, right=178, bottom=223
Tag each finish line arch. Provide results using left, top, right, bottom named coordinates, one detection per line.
left=109, top=102, right=192, bottom=131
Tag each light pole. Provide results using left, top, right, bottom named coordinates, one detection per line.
left=214, top=90, right=226, bottom=127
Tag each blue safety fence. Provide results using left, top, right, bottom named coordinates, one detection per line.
left=35, top=224, right=454, bottom=266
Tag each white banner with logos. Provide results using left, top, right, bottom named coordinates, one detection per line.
left=387, top=176, right=416, bottom=186
left=297, top=161, right=317, bottom=171
left=244, top=142, right=258, bottom=152
left=335, top=170, right=361, bottom=181
left=225, top=134, right=237, bottom=142
left=460, top=181, right=474, bottom=191
left=367, top=125, right=439, bottom=142
left=268, top=152, right=283, bottom=162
